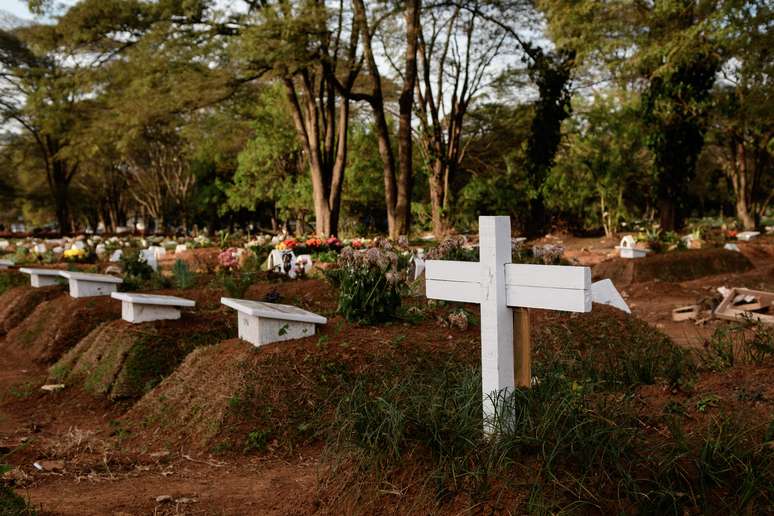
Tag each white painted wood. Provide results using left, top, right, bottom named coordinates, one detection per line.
left=19, top=267, right=64, bottom=288
left=221, top=297, right=327, bottom=347
left=478, top=216, right=515, bottom=423
left=426, top=279, right=481, bottom=304
left=591, top=279, right=631, bottom=314
left=506, top=285, right=592, bottom=312
left=425, top=260, right=480, bottom=282
left=504, top=263, right=590, bottom=290
left=59, top=271, right=122, bottom=298
left=423, top=215, right=594, bottom=430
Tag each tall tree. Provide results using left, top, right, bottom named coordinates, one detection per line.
left=347, top=0, right=420, bottom=239
left=414, top=1, right=510, bottom=236
left=0, top=25, right=89, bottom=233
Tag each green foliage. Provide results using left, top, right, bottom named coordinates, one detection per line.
left=0, top=273, right=26, bottom=295
left=220, top=271, right=256, bottom=299
left=335, top=246, right=404, bottom=324
left=172, top=259, right=195, bottom=289
left=120, top=250, right=154, bottom=281
left=0, top=483, right=33, bottom=516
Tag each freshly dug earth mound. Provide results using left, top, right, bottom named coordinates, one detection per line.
left=50, top=313, right=231, bottom=401
left=593, top=248, right=753, bottom=287
left=3, top=295, right=120, bottom=363
left=124, top=305, right=686, bottom=455
left=0, top=285, right=64, bottom=334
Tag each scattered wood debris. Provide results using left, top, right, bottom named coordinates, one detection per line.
left=714, top=288, right=774, bottom=325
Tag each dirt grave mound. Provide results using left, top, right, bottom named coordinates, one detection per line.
left=0, top=285, right=64, bottom=335
left=123, top=304, right=687, bottom=456
left=50, top=313, right=231, bottom=401
left=4, top=294, right=120, bottom=363
left=593, top=248, right=753, bottom=287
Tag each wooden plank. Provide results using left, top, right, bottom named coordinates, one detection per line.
left=426, top=279, right=481, bottom=304
left=505, top=284, right=592, bottom=312
left=505, top=263, right=591, bottom=290
left=425, top=260, right=480, bottom=282
left=513, top=308, right=531, bottom=388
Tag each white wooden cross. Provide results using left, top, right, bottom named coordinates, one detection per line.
left=425, top=216, right=591, bottom=425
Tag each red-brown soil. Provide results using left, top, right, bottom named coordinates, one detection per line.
left=0, top=285, right=65, bottom=335
left=4, top=295, right=121, bottom=364
left=0, top=233, right=772, bottom=514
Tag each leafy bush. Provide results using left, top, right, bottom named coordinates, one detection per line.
left=172, top=259, right=195, bottom=289
left=120, top=250, right=154, bottom=280
left=335, top=244, right=404, bottom=323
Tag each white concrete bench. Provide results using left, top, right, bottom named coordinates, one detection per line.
left=221, top=297, right=327, bottom=347
left=19, top=267, right=64, bottom=287
left=111, top=292, right=195, bottom=323
left=0, top=259, right=14, bottom=270
left=59, top=271, right=123, bottom=298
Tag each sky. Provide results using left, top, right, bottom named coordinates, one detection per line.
left=0, top=0, right=35, bottom=18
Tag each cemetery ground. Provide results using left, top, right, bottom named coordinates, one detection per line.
left=0, top=238, right=772, bottom=514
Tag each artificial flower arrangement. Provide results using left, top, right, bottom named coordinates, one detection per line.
left=274, top=235, right=344, bottom=255
left=63, top=247, right=88, bottom=262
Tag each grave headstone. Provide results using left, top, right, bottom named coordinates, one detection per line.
left=19, top=267, right=64, bottom=288
left=425, top=216, right=592, bottom=426
left=59, top=271, right=122, bottom=298
left=616, top=235, right=647, bottom=259
left=111, top=292, right=195, bottom=323
left=737, top=231, right=760, bottom=242
left=0, top=259, right=14, bottom=269
left=221, top=297, right=327, bottom=346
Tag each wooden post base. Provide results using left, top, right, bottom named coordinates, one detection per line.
left=513, top=308, right=531, bottom=388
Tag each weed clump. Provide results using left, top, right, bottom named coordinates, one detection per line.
left=335, top=243, right=404, bottom=324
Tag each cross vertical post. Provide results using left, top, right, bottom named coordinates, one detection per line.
left=478, top=216, right=514, bottom=423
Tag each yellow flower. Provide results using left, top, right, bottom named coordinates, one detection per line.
left=63, top=248, right=86, bottom=259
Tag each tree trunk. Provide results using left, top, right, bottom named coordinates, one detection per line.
left=429, top=161, right=448, bottom=237
left=393, top=0, right=420, bottom=240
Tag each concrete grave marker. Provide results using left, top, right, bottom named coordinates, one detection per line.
left=0, top=259, right=14, bottom=270
left=19, top=267, right=64, bottom=287
left=616, top=235, right=648, bottom=259
left=221, top=297, right=327, bottom=347
left=111, top=292, right=195, bottom=323
left=425, top=216, right=592, bottom=425
left=59, top=271, right=122, bottom=298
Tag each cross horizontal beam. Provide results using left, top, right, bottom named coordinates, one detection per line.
left=426, top=261, right=591, bottom=313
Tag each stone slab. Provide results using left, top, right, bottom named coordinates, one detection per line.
left=19, top=267, right=64, bottom=287
left=111, top=292, right=195, bottom=307
left=221, top=297, right=326, bottom=347
left=59, top=271, right=122, bottom=298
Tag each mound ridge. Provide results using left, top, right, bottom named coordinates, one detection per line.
left=0, top=285, right=64, bottom=335
left=4, top=295, right=120, bottom=363
left=51, top=313, right=232, bottom=401
left=593, top=247, right=753, bottom=287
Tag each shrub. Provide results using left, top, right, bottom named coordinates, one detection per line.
left=335, top=243, right=404, bottom=324
left=172, top=259, right=195, bottom=289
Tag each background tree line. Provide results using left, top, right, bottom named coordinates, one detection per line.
left=0, top=0, right=771, bottom=237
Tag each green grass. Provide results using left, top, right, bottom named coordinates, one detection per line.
left=0, top=272, right=25, bottom=295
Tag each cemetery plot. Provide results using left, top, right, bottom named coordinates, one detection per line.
left=221, top=297, right=327, bottom=346
left=111, top=292, right=195, bottom=323
left=59, top=271, right=122, bottom=298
